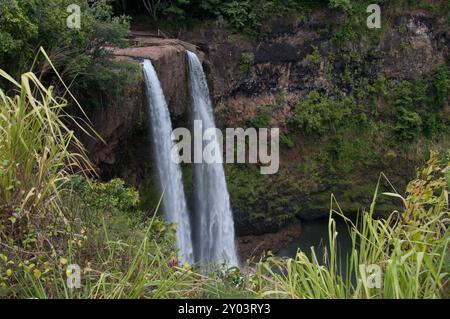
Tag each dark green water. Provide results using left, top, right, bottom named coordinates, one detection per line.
left=278, top=218, right=354, bottom=266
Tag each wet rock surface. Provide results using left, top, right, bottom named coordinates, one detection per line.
left=237, top=222, right=302, bottom=261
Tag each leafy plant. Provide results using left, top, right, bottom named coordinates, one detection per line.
left=392, top=80, right=414, bottom=110
left=0, top=0, right=130, bottom=95
left=247, top=105, right=272, bottom=128
left=251, top=153, right=449, bottom=298
left=0, top=0, right=38, bottom=74
left=306, top=45, right=321, bottom=66
left=431, top=64, right=450, bottom=109
left=0, top=48, right=98, bottom=264
left=394, top=107, right=422, bottom=142
left=280, top=134, right=295, bottom=149
left=239, top=52, right=255, bottom=73
left=329, top=0, right=352, bottom=13
left=289, top=91, right=353, bottom=135
left=71, top=176, right=140, bottom=216
left=223, top=1, right=255, bottom=31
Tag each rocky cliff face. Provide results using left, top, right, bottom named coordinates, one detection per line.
left=84, top=9, right=449, bottom=236
left=113, top=36, right=204, bottom=118
left=82, top=37, right=202, bottom=184
left=81, top=73, right=147, bottom=180
left=179, top=11, right=448, bottom=118
left=175, top=10, right=449, bottom=235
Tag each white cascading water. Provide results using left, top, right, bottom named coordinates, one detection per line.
left=142, top=59, right=194, bottom=264
left=187, top=51, right=239, bottom=267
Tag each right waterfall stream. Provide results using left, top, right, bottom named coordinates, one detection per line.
left=187, top=51, right=239, bottom=267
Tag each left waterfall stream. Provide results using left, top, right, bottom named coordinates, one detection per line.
left=142, top=59, right=194, bottom=264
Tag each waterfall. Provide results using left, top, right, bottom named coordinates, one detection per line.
left=142, top=59, right=194, bottom=264
left=187, top=51, right=239, bottom=267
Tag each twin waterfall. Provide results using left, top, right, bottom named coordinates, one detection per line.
left=142, top=52, right=238, bottom=268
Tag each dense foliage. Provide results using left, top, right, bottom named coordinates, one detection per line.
left=0, top=0, right=129, bottom=94
left=116, top=0, right=313, bottom=28
left=116, top=0, right=449, bottom=32
left=289, top=91, right=354, bottom=135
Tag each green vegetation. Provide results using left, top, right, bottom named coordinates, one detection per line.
left=1, top=70, right=447, bottom=298
left=226, top=165, right=300, bottom=231
left=289, top=91, right=354, bottom=135
left=124, top=0, right=449, bottom=34
left=394, top=108, right=422, bottom=142
left=0, top=56, right=95, bottom=256
left=241, top=54, right=448, bottom=223
left=390, top=67, right=450, bottom=141
left=0, top=65, right=203, bottom=298
left=0, top=0, right=449, bottom=300
left=0, top=0, right=130, bottom=100
left=253, top=154, right=449, bottom=298
left=239, top=52, right=255, bottom=73
left=433, top=65, right=450, bottom=109
left=129, top=0, right=309, bottom=32
left=247, top=105, right=273, bottom=128
left=280, top=134, right=295, bottom=149
left=306, top=46, right=321, bottom=66
left=288, top=62, right=449, bottom=161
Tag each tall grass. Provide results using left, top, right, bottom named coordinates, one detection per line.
left=250, top=154, right=449, bottom=299
left=5, top=192, right=248, bottom=299
left=0, top=48, right=97, bottom=260
left=0, top=72, right=91, bottom=205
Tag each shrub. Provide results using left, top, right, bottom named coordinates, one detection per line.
left=223, top=1, right=254, bottom=30
left=329, top=0, right=352, bottom=13
left=70, top=176, right=140, bottom=216
left=306, top=45, right=321, bottom=65
left=390, top=71, right=449, bottom=138
left=247, top=105, right=272, bottom=128
left=392, top=80, right=414, bottom=110
left=431, top=64, right=450, bottom=109
left=394, top=107, right=422, bottom=142
left=0, top=0, right=38, bottom=74
left=289, top=91, right=353, bottom=135
left=0, top=0, right=129, bottom=93
left=222, top=0, right=306, bottom=33
left=239, top=52, right=255, bottom=73
left=280, top=134, right=295, bottom=148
